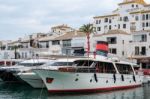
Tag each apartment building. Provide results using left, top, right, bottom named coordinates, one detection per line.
left=93, top=0, right=150, bottom=34
left=92, top=30, right=132, bottom=58
left=129, top=30, right=150, bottom=67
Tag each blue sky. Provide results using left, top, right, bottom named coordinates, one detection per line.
left=0, top=0, right=150, bottom=40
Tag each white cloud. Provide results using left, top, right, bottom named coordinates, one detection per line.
left=0, top=4, right=17, bottom=12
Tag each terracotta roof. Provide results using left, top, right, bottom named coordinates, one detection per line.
left=54, top=31, right=86, bottom=40
left=93, top=30, right=130, bottom=37
left=130, top=10, right=150, bottom=14
left=8, top=40, right=20, bottom=45
left=51, top=24, right=72, bottom=29
left=94, top=14, right=119, bottom=19
left=132, top=30, right=150, bottom=34
left=38, top=35, right=59, bottom=42
left=20, top=40, right=30, bottom=43
left=128, top=56, right=150, bottom=59
left=118, top=0, right=146, bottom=5
left=144, top=4, right=150, bottom=7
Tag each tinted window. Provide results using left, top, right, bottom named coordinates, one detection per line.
left=48, top=62, right=73, bottom=66
left=95, top=62, right=116, bottom=73
left=74, top=60, right=94, bottom=67
left=115, top=63, right=134, bottom=74
left=18, top=63, right=45, bottom=66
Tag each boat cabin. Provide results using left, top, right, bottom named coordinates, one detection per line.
left=115, top=62, right=135, bottom=75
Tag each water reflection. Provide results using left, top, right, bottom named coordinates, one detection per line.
left=0, top=82, right=149, bottom=99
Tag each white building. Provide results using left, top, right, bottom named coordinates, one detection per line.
left=49, top=24, right=75, bottom=36
left=93, top=0, right=150, bottom=34
left=0, top=40, right=15, bottom=59
left=129, top=30, right=150, bottom=67
left=92, top=30, right=132, bottom=58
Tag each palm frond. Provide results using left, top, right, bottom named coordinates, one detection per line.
left=79, top=23, right=93, bottom=34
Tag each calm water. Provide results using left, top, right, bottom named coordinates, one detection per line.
left=0, top=82, right=150, bottom=99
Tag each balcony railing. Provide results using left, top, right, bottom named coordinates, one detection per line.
left=71, top=43, right=85, bottom=47
left=130, top=26, right=136, bottom=31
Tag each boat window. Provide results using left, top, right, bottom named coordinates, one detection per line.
left=73, top=60, right=94, bottom=67
left=115, top=63, right=134, bottom=74
left=95, top=61, right=116, bottom=73
left=48, top=62, right=73, bottom=66
left=18, top=62, right=45, bottom=66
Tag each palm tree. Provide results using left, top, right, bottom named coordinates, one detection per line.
left=12, top=45, right=22, bottom=59
left=80, top=24, right=94, bottom=57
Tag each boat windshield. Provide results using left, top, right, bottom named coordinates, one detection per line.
left=73, top=60, right=94, bottom=67
left=95, top=61, right=116, bottom=73
left=46, top=62, right=73, bottom=66
left=115, top=63, right=134, bottom=74
left=17, top=62, right=45, bottom=66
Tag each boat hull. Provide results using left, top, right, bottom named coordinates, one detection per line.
left=34, top=69, right=143, bottom=93
left=18, top=72, right=45, bottom=88
left=0, top=70, right=21, bottom=82
left=143, top=75, right=150, bottom=83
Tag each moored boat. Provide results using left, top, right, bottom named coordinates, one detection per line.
left=142, top=69, right=150, bottom=83
left=18, top=58, right=75, bottom=88
left=0, top=59, right=49, bottom=82
left=33, top=57, right=143, bottom=93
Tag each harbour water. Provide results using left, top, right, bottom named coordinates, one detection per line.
left=0, top=82, right=150, bottom=99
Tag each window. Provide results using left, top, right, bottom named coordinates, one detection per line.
left=123, top=16, right=129, bottom=22
left=141, top=46, right=146, bottom=55
left=52, top=40, right=60, bottom=45
left=132, top=4, right=134, bottom=8
left=112, top=49, right=117, bottom=54
left=115, top=63, right=134, bottom=74
left=18, top=62, right=45, bottom=66
left=118, top=24, right=120, bottom=29
left=133, top=34, right=147, bottom=42
left=25, top=52, right=27, bottom=58
left=120, top=17, right=122, bottom=21
left=104, top=26, right=107, bottom=30
left=135, top=46, right=139, bottom=55
left=72, top=60, right=96, bottom=73
left=109, top=19, right=112, bottom=23
left=107, top=37, right=117, bottom=44
left=122, top=40, right=124, bottom=44
left=109, top=25, right=111, bottom=30
left=62, top=40, right=71, bottom=47
left=146, top=14, right=149, bottom=20
left=142, top=14, right=145, bottom=20
left=96, top=62, right=116, bottom=73
left=104, top=18, right=108, bottom=22
left=47, top=62, right=73, bottom=66
left=123, top=24, right=126, bottom=29
left=141, top=34, right=147, bottom=42
left=97, top=27, right=101, bottom=31
left=135, top=16, right=139, bottom=21
left=99, top=20, right=101, bottom=24
left=74, top=60, right=94, bottom=67
left=136, top=5, right=138, bottom=8
left=109, top=48, right=117, bottom=54
left=146, top=22, right=149, bottom=27
left=96, top=20, right=99, bottom=24
left=142, top=23, right=145, bottom=27
left=46, top=42, right=49, bottom=48
left=122, top=51, right=124, bottom=56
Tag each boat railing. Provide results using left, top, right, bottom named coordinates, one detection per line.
left=119, top=71, right=134, bottom=75
left=58, top=66, right=116, bottom=73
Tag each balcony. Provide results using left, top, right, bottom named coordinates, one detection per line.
left=130, top=26, right=136, bottom=31
left=71, top=42, right=85, bottom=48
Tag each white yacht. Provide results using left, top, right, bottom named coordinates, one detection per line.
left=0, top=59, right=49, bottom=82
left=18, top=59, right=76, bottom=88
left=33, top=57, right=143, bottom=93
